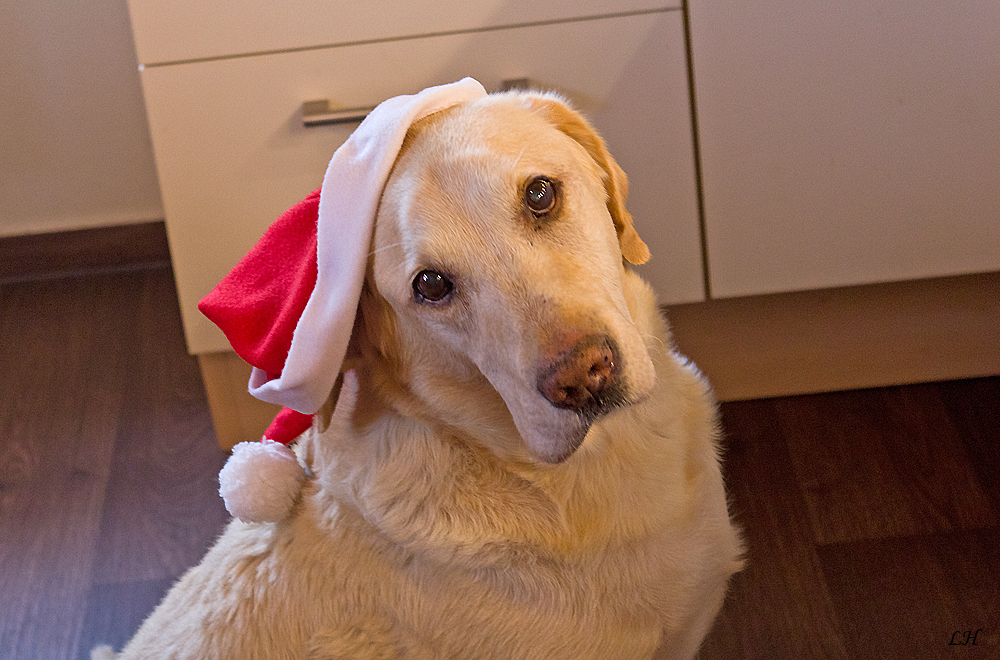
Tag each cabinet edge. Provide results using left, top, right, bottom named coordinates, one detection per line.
left=665, top=271, right=1000, bottom=401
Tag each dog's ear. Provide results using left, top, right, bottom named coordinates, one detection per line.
left=315, top=372, right=343, bottom=434
left=316, top=297, right=369, bottom=433
left=522, top=95, right=650, bottom=265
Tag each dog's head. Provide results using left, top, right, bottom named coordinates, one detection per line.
left=357, top=92, right=656, bottom=463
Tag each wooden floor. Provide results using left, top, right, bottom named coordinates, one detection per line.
left=1, top=266, right=996, bottom=659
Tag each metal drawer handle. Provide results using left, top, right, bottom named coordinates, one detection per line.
left=497, top=78, right=533, bottom=92
left=302, top=80, right=538, bottom=128
left=302, top=100, right=376, bottom=127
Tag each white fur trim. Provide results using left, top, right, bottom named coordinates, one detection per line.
left=218, top=440, right=306, bottom=523
left=90, top=645, right=116, bottom=660
left=249, top=78, right=488, bottom=414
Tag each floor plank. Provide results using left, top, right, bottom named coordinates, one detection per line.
left=0, top=268, right=228, bottom=660
left=700, top=399, right=850, bottom=660
left=88, top=270, right=228, bottom=586
left=940, top=378, right=1000, bottom=512
left=76, top=578, right=176, bottom=660
left=0, top=276, right=137, bottom=660
left=819, top=529, right=1000, bottom=659
left=774, top=385, right=996, bottom=545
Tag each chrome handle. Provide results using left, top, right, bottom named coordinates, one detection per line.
left=302, top=80, right=539, bottom=128
left=497, top=78, right=534, bottom=92
left=302, top=99, right=376, bottom=127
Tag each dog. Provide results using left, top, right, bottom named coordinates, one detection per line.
left=98, top=89, right=742, bottom=659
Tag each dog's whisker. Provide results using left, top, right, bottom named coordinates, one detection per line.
left=640, top=332, right=667, bottom=351
left=370, top=242, right=405, bottom=257
left=512, top=146, right=527, bottom=169
left=646, top=333, right=666, bottom=347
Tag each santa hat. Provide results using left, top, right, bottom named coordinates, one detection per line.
left=199, top=78, right=488, bottom=522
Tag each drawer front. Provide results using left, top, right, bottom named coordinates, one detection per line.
left=141, top=11, right=702, bottom=354
left=127, top=0, right=676, bottom=65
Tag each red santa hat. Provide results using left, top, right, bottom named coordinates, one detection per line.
left=198, top=78, right=488, bottom=522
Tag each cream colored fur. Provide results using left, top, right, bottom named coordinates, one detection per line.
left=107, top=92, right=742, bottom=659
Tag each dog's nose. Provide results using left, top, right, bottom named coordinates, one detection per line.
left=537, top=335, right=620, bottom=414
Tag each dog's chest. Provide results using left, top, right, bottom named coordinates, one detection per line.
left=344, top=529, right=668, bottom=657
left=291, top=490, right=671, bottom=659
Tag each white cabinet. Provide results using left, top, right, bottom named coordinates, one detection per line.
left=129, top=4, right=704, bottom=355
left=689, top=0, right=1000, bottom=298
left=126, top=0, right=1000, bottom=426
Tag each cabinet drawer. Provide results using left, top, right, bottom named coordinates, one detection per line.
left=140, top=11, right=702, bottom=354
left=127, top=0, right=676, bottom=65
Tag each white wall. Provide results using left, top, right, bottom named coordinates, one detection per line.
left=0, top=0, right=162, bottom=237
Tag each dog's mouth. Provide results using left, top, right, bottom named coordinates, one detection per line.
left=538, top=424, right=590, bottom=464
left=487, top=333, right=653, bottom=464
left=515, top=335, right=644, bottom=464
left=522, top=388, right=641, bottom=464
left=544, top=374, right=632, bottom=428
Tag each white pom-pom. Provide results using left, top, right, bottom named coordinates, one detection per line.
left=219, top=439, right=306, bottom=523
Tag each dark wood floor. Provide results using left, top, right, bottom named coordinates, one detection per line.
left=1, top=266, right=996, bottom=659
left=0, top=267, right=229, bottom=659
left=701, top=381, right=999, bottom=659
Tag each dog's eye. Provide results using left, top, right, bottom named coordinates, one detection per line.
left=413, top=270, right=454, bottom=303
left=525, top=176, right=556, bottom=215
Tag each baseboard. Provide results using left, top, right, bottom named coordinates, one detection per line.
left=0, top=221, right=171, bottom=282
left=665, top=271, right=1000, bottom=401
left=198, top=352, right=283, bottom=451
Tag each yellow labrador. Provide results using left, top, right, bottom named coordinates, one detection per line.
left=100, top=91, right=742, bottom=660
